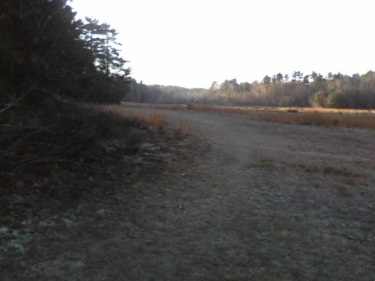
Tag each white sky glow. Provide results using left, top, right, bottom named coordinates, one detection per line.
left=71, top=0, right=374, bottom=88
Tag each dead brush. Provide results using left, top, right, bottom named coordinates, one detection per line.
left=187, top=104, right=375, bottom=130
left=124, top=112, right=166, bottom=131
left=148, top=113, right=166, bottom=130
left=174, top=119, right=189, bottom=140
left=258, top=111, right=375, bottom=129
left=95, top=105, right=166, bottom=131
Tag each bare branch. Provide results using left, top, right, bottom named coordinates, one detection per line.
left=0, top=87, right=33, bottom=115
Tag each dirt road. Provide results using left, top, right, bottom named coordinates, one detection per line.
left=2, top=105, right=375, bottom=280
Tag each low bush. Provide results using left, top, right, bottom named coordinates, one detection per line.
left=0, top=99, right=169, bottom=194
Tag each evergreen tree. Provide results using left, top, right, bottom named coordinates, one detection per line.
left=0, top=0, right=93, bottom=102
left=81, top=18, right=129, bottom=79
left=263, top=75, right=271, bottom=84
left=0, top=0, right=129, bottom=104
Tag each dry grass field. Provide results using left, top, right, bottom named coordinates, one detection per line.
left=121, top=102, right=375, bottom=130
left=2, top=103, right=374, bottom=281
left=186, top=104, right=375, bottom=130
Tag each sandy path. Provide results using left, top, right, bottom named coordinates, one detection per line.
left=2, top=105, right=375, bottom=280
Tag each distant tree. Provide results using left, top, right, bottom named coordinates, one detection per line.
left=221, top=79, right=239, bottom=92
left=129, top=69, right=375, bottom=109
left=263, top=75, right=271, bottom=84
left=312, top=90, right=327, bottom=107
left=311, top=71, right=325, bottom=83
left=276, top=73, right=284, bottom=82
left=326, top=92, right=340, bottom=108
left=239, top=82, right=251, bottom=91
left=332, top=72, right=344, bottom=80
left=209, top=81, right=219, bottom=91
left=271, top=74, right=284, bottom=83
left=311, top=71, right=318, bottom=81
left=292, top=71, right=303, bottom=82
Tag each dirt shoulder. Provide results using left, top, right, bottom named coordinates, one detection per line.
left=1, top=104, right=375, bottom=281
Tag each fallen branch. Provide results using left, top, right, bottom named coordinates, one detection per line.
left=0, top=87, right=33, bottom=115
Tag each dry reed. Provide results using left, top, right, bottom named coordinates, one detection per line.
left=187, top=104, right=375, bottom=130
left=95, top=105, right=166, bottom=130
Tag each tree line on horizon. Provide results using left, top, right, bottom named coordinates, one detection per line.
left=5, top=0, right=372, bottom=110
left=127, top=70, right=375, bottom=109
left=127, top=79, right=205, bottom=104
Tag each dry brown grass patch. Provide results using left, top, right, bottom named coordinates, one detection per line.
left=125, top=112, right=166, bottom=130
left=187, top=104, right=375, bottom=130
left=174, top=119, right=189, bottom=140
left=93, top=105, right=166, bottom=131
left=257, top=111, right=375, bottom=129
left=122, top=102, right=187, bottom=111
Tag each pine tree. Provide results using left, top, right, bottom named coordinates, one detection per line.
left=0, top=0, right=94, bottom=102
left=81, top=18, right=129, bottom=80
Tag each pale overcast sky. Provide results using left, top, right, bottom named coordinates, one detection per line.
left=71, top=0, right=374, bottom=88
